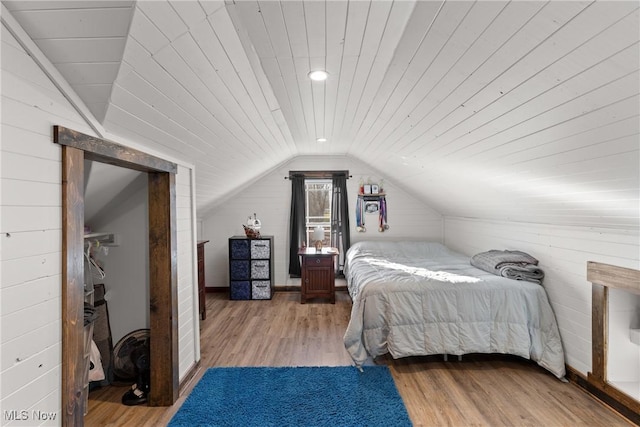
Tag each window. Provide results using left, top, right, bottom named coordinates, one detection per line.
left=304, top=179, right=332, bottom=246
left=288, top=170, right=350, bottom=277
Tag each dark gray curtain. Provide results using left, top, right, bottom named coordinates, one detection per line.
left=288, top=175, right=306, bottom=276
left=331, top=174, right=350, bottom=275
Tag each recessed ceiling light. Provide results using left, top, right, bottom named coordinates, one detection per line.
left=316, top=138, right=327, bottom=143
left=308, top=70, right=328, bottom=81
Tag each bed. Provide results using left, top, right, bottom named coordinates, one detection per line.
left=343, top=241, right=566, bottom=379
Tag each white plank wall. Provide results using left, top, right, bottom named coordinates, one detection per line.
left=175, top=165, right=199, bottom=377
left=1, top=23, right=94, bottom=424
left=443, top=216, right=640, bottom=376
left=201, top=155, right=443, bottom=288
left=1, top=21, right=200, bottom=422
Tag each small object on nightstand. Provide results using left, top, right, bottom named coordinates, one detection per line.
left=313, top=226, right=324, bottom=252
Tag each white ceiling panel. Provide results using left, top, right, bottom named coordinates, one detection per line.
left=136, top=0, right=186, bottom=42
left=170, top=0, right=207, bottom=29
left=3, top=1, right=133, bottom=11
left=3, top=0, right=638, bottom=228
left=54, top=62, right=120, bottom=85
left=4, top=0, right=134, bottom=126
left=7, top=7, right=132, bottom=39
left=32, top=37, right=127, bottom=63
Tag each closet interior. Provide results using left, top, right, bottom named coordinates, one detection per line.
left=83, top=159, right=151, bottom=411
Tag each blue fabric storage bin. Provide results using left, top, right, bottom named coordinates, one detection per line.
left=230, top=281, right=251, bottom=300
left=230, top=260, right=250, bottom=280
left=230, top=239, right=250, bottom=259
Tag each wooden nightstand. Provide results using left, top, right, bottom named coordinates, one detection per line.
left=197, top=240, right=209, bottom=319
left=298, top=247, right=339, bottom=304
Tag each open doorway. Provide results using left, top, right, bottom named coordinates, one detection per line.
left=84, top=160, right=149, bottom=399
left=55, top=126, right=179, bottom=425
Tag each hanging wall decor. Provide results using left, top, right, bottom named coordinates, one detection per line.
left=356, top=177, right=388, bottom=232
left=356, top=195, right=366, bottom=232
left=365, top=201, right=379, bottom=213
left=356, top=195, right=388, bottom=232
left=378, top=195, right=389, bottom=232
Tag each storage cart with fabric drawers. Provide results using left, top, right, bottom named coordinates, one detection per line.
left=228, top=235, right=274, bottom=300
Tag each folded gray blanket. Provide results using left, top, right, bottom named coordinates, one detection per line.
left=470, top=250, right=544, bottom=284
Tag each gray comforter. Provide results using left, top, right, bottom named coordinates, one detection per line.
left=343, top=241, right=566, bottom=379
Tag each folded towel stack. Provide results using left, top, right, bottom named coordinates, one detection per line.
left=470, top=249, right=545, bottom=284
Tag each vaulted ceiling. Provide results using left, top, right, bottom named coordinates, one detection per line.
left=3, top=0, right=639, bottom=227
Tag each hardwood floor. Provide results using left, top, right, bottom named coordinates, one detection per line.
left=85, top=291, right=632, bottom=426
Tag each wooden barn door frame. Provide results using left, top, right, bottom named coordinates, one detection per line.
left=586, top=261, right=640, bottom=423
left=55, top=126, right=179, bottom=425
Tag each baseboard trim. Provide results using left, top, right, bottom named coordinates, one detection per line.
left=205, top=287, right=227, bottom=293
left=178, top=360, right=201, bottom=396
left=565, top=365, right=640, bottom=425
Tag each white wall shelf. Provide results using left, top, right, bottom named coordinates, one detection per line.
left=84, top=232, right=119, bottom=246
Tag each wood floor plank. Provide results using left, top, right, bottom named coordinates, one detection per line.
left=85, top=291, right=633, bottom=426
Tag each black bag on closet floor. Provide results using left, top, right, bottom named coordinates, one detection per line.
left=91, top=283, right=114, bottom=387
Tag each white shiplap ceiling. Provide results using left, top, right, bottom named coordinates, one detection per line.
left=3, top=0, right=639, bottom=228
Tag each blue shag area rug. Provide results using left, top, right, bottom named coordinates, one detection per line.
left=168, top=366, right=412, bottom=427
